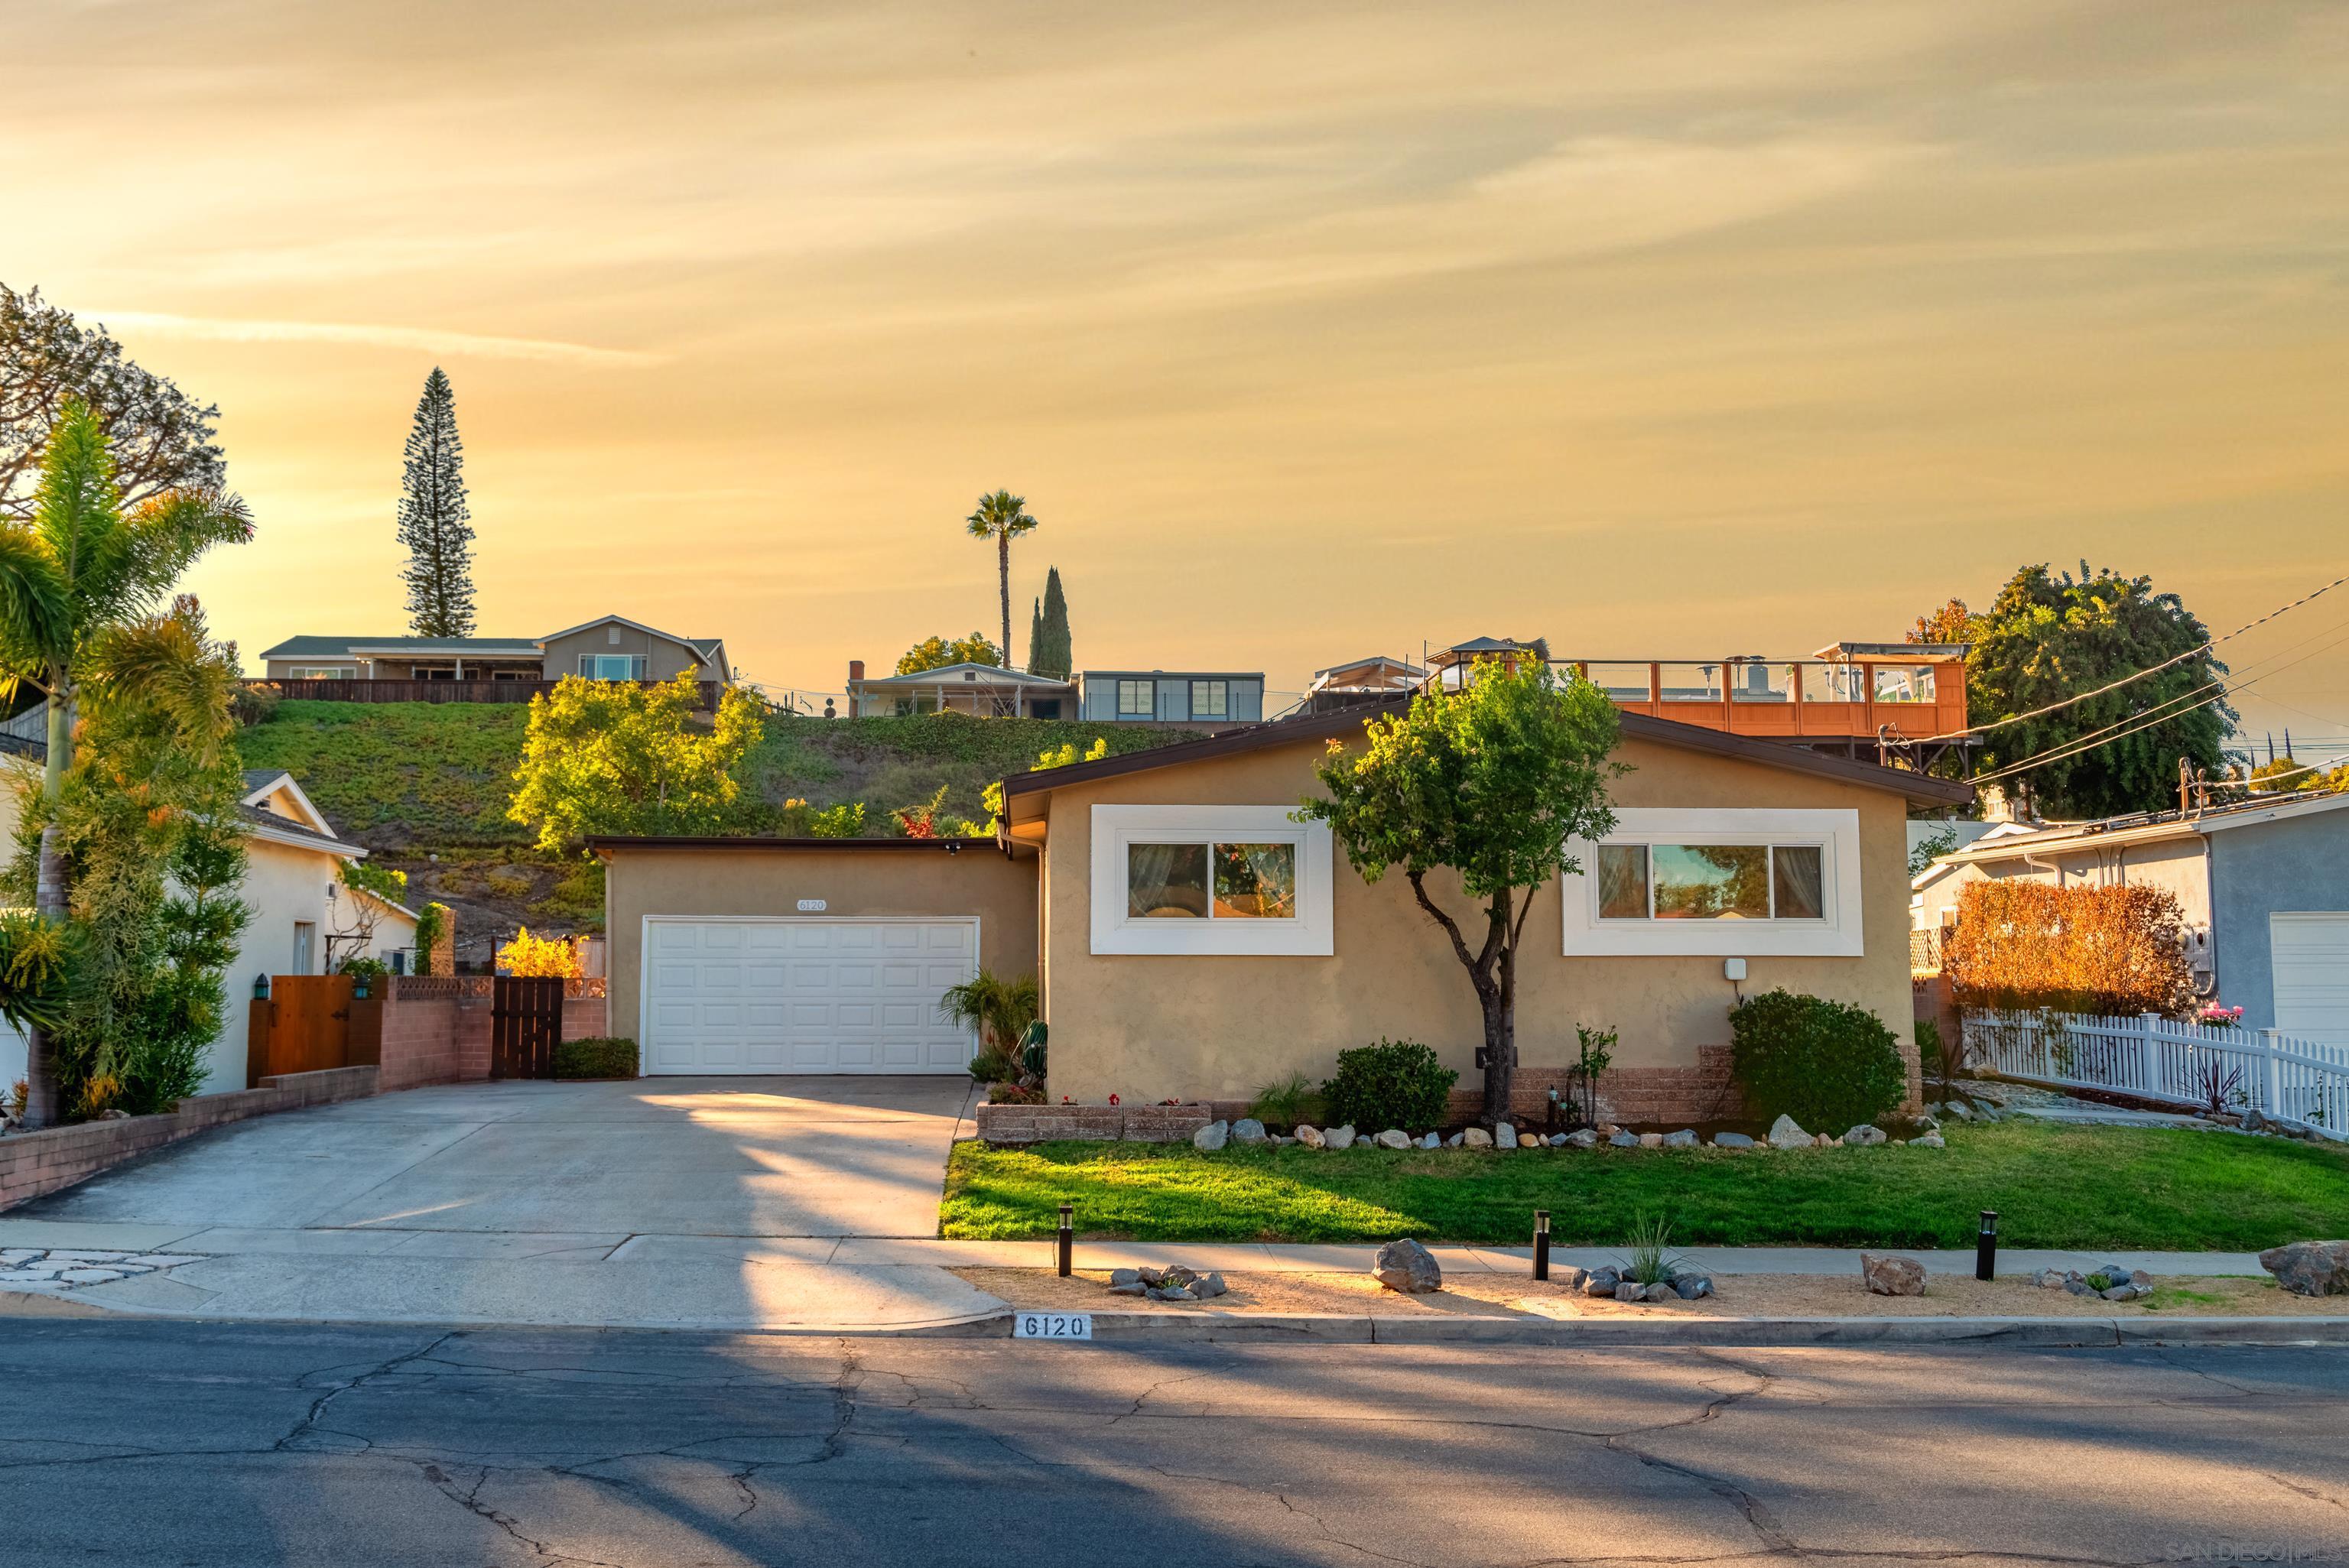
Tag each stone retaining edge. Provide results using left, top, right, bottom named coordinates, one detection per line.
left=952, top=1312, right=2349, bottom=1347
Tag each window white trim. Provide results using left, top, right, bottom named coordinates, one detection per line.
left=1091, top=805, right=1334, bottom=955
left=1561, top=808, right=1863, bottom=956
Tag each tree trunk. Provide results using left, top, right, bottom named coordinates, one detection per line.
left=996, top=531, right=1012, bottom=667
left=21, top=689, right=72, bottom=1129
left=1477, top=888, right=1518, bottom=1125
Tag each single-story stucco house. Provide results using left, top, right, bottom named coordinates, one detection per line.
left=258, top=613, right=729, bottom=687
left=1912, top=787, right=2349, bottom=1046
left=591, top=700, right=1969, bottom=1120
left=0, top=760, right=417, bottom=1097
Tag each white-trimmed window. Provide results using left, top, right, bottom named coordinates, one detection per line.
left=288, top=666, right=351, bottom=680
left=1091, top=805, right=1334, bottom=955
left=1116, top=679, right=1153, bottom=716
left=580, top=654, right=648, bottom=680
left=1562, top=808, right=1863, bottom=956
left=1190, top=679, right=1229, bottom=719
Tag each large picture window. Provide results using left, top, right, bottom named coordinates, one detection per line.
left=1564, top=809, right=1863, bottom=956
left=1093, top=806, right=1332, bottom=954
left=1190, top=680, right=1229, bottom=719
left=1596, top=842, right=1824, bottom=921
left=1116, top=679, right=1153, bottom=716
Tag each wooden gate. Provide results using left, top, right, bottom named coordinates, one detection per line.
left=492, top=976, right=565, bottom=1079
left=247, top=976, right=356, bottom=1086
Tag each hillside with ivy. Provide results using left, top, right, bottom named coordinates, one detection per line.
left=232, top=700, right=1203, bottom=940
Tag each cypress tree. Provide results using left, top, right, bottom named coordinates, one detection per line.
left=397, top=366, right=477, bottom=636
left=1027, top=597, right=1045, bottom=674
left=1035, top=566, right=1073, bottom=679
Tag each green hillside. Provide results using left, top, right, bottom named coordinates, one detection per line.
left=235, top=700, right=1203, bottom=853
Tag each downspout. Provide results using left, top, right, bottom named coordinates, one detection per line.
left=2195, top=828, right=2218, bottom=1000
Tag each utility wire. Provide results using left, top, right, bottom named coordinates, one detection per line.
left=1920, top=568, right=2349, bottom=743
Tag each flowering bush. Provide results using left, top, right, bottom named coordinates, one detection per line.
left=2198, top=1003, right=2245, bottom=1026
left=497, top=926, right=583, bottom=979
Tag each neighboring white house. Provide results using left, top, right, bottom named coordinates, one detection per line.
left=0, top=758, right=416, bottom=1097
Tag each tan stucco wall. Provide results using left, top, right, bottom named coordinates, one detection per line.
left=1040, top=732, right=1919, bottom=1104
left=541, top=624, right=713, bottom=683
left=603, top=846, right=1040, bottom=1046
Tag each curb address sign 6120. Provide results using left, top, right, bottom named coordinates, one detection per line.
left=1014, top=1312, right=1091, bottom=1340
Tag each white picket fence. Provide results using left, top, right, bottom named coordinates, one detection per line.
left=1961, top=1008, right=2349, bottom=1137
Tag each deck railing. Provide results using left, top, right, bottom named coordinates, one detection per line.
left=1961, top=1008, right=2349, bottom=1137
left=1540, top=657, right=1967, bottom=742
left=248, top=678, right=723, bottom=709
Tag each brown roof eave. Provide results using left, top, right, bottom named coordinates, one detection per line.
left=584, top=835, right=1000, bottom=852
left=996, top=698, right=1974, bottom=809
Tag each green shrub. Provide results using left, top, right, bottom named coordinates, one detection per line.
left=1249, top=1071, right=1326, bottom=1131
left=1320, top=1039, right=1458, bottom=1134
left=554, top=1036, right=639, bottom=1079
left=1730, top=990, right=1906, bottom=1130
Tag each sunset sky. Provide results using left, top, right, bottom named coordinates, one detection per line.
left=9, top=1, right=2347, bottom=745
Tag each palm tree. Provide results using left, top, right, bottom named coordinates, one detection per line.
left=0, top=400, right=250, bottom=1126
left=964, top=489, right=1038, bottom=667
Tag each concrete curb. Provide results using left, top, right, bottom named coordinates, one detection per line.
left=981, top=1311, right=2349, bottom=1348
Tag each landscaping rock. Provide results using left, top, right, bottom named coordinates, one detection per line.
left=1231, top=1118, right=1269, bottom=1144
left=1581, top=1267, right=1621, bottom=1297
left=2258, top=1240, right=2349, bottom=1297
left=1613, top=1281, right=1646, bottom=1302
left=1375, top=1128, right=1412, bottom=1151
left=1641, top=1281, right=1676, bottom=1303
left=1194, top=1272, right=1229, bottom=1300
left=1154, top=1285, right=1197, bottom=1302
left=1672, top=1274, right=1715, bottom=1300
left=1418, top=1131, right=1441, bottom=1149
left=2065, top=1275, right=2096, bottom=1297
left=1844, top=1125, right=1886, bottom=1147
left=2242, top=1107, right=2269, bottom=1134
left=1912, top=1131, right=1947, bottom=1148
left=1109, top=1268, right=1142, bottom=1287
left=1546, top=1133, right=1568, bottom=1147
left=1767, top=1115, right=1812, bottom=1151
left=1193, top=1120, right=1229, bottom=1151
left=1945, top=1100, right=1977, bottom=1122
left=1295, top=1124, right=1326, bottom=1149
left=1109, top=1281, right=1149, bottom=1297
left=1564, top=1129, right=1599, bottom=1148
left=1662, top=1129, right=1698, bottom=1148
left=1608, top=1131, right=1639, bottom=1148
left=1446, top=1132, right=1464, bottom=1147
left=1325, top=1125, right=1356, bottom=1151
left=1373, top=1238, right=1443, bottom=1294
left=1814, top=1132, right=1837, bottom=1148
left=1272, top=1135, right=1296, bottom=1146
left=1712, top=1131, right=1755, bottom=1149
left=1496, top=1123, right=1519, bottom=1149
left=2030, top=1268, right=2068, bottom=1289
left=2100, top=1283, right=2147, bottom=1302
left=1860, top=1253, right=1927, bottom=1297
left=1462, top=1127, right=1493, bottom=1148
left=1555, top=1267, right=1589, bottom=1290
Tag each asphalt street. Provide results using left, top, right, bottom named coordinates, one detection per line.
left=1, top=1320, right=2344, bottom=1566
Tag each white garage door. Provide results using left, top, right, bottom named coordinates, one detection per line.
left=642, top=918, right=980, bottom=1075
left=2270, top=912, right=2349, bottom=1048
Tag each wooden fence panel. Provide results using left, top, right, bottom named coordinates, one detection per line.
left=492, top=976, right=565, bottom=1080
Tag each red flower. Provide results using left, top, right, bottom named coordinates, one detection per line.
left=1108, top=1093, right=1120, bottom=1105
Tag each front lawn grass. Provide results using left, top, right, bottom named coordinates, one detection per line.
left=940, top=1120, right=2349, bottom=1250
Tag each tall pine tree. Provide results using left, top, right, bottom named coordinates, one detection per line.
left=1032, top=566, right=1073, bottom=679
left=397, top=367, right=476, bottom=636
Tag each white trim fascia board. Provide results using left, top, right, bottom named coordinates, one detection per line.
left=343, top=645, right=541, bottom=657
left=635, top=914, right=983, bottom=1076
left=535, top=615, right=707, bottom=662
left=2194, top=791, right=2349, bottom=833
left=1090, top=804, right=1334, bottom=956
left=242, top=774, right=335, bottom=835
left=244, top=818, right=364, bottom=859
left=1561, top=807, right=1864, bottom=958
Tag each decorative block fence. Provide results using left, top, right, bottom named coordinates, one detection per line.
left=0, top=1066, right=381, bottom=1212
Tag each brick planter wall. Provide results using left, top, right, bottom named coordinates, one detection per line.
left=353, top=992, right=499, bottom=1092
left=561, top=996, right=607, bottom=1042
left=0, top=1066, right=380, bottom=1213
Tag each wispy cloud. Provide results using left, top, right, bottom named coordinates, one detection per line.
left=89, top=311, right=661, bottom=366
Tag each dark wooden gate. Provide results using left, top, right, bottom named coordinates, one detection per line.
left=492, top=976, right=565, bottom=1079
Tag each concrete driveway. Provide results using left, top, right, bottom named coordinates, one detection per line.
left=0, top=1077, right=1002, bottom=1330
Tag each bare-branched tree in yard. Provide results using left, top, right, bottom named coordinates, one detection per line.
left=1297, top=659, right=1623, bottom=1125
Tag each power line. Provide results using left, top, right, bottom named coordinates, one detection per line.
left=1921, top=568, right=2349, bottom=744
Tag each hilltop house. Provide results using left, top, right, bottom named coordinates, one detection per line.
left=258, top=614, right=729, bottom=693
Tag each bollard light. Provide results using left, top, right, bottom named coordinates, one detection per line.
left=1058, top=1203, right=1074, bottom=1278
left=1976, top=1209, right=1998, bottom=1281
left=1533, top=1209, right=1551, bottom=1282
